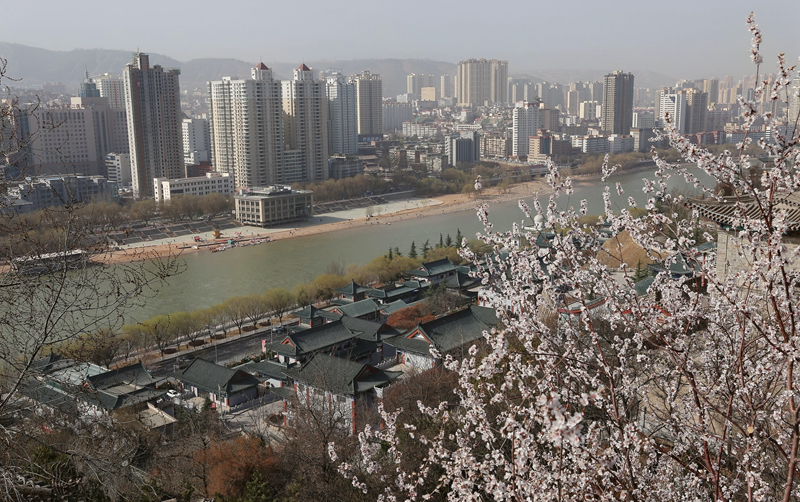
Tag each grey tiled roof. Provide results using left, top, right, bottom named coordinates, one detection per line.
left=328, top=298, right=382, bottom=319
left=285, top=353, right=401, bottom=396
left=239, top=360, right=291, bottom=382
left=88, top=361, right=156, bottom=389
left=267, top=316, right=388, bottom=356
left=407, top=258, right=458, bottom=278
left=337, top=279, right=371, bottom=295
left=634, top=276, right=655, bottom=296
left=174, top=358, right=259, bottom=395
left=387, top=306, right=498, bottom=356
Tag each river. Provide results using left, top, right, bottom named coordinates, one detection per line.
left=127, top=166, right=713, bottom=322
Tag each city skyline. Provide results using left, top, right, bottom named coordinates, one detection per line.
left=3, top=0, right=798, bottom=80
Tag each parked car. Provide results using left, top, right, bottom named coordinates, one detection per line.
left=272, top=325, right=286, bottom=333
left=166, top=390, right=180, bottom=399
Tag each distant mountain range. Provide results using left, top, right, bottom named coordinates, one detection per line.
left=0, top=42, right=676, bottom=98
left=513, top=69, right=677, bottom=91
left=0, top=43, right=456, bottom=97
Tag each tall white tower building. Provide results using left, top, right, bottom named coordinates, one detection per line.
left=325, top=73, right=357, bottom=155
left=512, top=101, right=541, bottom=158
left=182, top=118, right=211, bottom=164
left=658, top=91, right=687, bottom=134
left=282, top=64, right=329, bottom=183
left=93, top=73, right=125, bottom=109
left=351, top=71, right=383, bottom=136
left=207, top=63, right=284, bottom=187
left=123, top=52, right=184, bottom=198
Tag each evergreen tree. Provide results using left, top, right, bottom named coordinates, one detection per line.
left=388, top=248, right=393, bottom=260
left=394, top=246, right=402, bottom=257
left=422, top=239, right=431, bottom=258
left=409, top=241, right=418, bottom=259
left=445, top=234, right=453, bottom=248
left=456, top=228, right=463, bottom=247
left=439, top=234, right=444, bottom=248
left=633, top=259, right=650, bottom=282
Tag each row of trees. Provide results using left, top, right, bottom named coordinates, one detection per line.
left=66, top=235, right=476, bottom=368
left=1, top=193, right=234, bottom=257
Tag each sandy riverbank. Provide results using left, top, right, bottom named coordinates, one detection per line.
left=101, top=179, right=554, bottom=265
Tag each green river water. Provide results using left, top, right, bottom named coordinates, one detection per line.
left=125, top=166, right=713, bottom=322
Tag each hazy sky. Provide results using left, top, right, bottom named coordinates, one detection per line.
left=7, top=0, right=799, bottom=79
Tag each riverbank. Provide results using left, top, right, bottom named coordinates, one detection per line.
left=102, top=179, right=554, bottom=265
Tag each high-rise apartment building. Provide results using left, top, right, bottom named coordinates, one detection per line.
left=383, top=102, right=413, bottom=133
left=282, top=64, right=329, bottom=183
left=351, top=71, right=382, bottom=135
left=21, top=96, right=128, bottom=177
left=600, top=71, right=635, bottom=135
left=579, top=101, right=599, bottom=121
left=325, top=73, right=358, bottom=156
left=123, top=52, right=184, bottom=198
left=407, top=73, right=435, bottom=95
left=512, top=101, right=541, bottom=158
left=658, top=91, right=687, bottom=133
left=446, top=131, right=481, bottom=166
left=208, top=65, right=280, bottom=186
left=656, top=88, right=707, bottom=134
left=703, top=78, right=720, bottom=105
left=208, top=63, right=284, bottom=188
left=440, top=75, right=453, bottom=98
left=789, top=77, right=800, bottom=128
left=182, top=118, right=211, bottom=164
left=684, top=88, right=708, bottom=135
left=589, top=81, right=604, bottom=105
left=455, top=59, right=508, bottom=107
left=93, top=73, right=125, bottom=109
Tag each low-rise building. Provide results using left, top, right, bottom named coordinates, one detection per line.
left=173, top=358, right=260, bottom=410
left=234, top=185, right=313, bottom=227
left=608, top=134, right=634, bottom=153
left=402, top=122, right=440, bottom=138
left=283, top=353, right=402, bottom=434
left=6, top=175, right=116, bottom=212
left=105, top=153, right=131, bottom=187
left=388, top=305, right=499, bottom=370
left=153, top=172, right=233, bottom=203
left=572, top=135, right=610, bottom=154
left=328, top=155, right=364, bottom=179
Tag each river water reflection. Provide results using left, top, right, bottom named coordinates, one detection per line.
left=127, top=166, right=713, bottom=322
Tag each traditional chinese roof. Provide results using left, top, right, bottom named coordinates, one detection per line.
left=239, top=360, right=290, bottom=383
left=285, top=353, right=401, bottom=396
left=444, top=270, right=481, bottom=289
left=21, top=358, right=165, bottom=412
left=88, top=361, right=156, bottom=390
left=387, top=306, right=498, bottom=356
left=408, top=258, right=458, bottom=278
left=328, top=298, right=382, bottom=319
left=647, top=252, right=701, bottom=278
left=267, top=316, right=389, bottom=357
left=337, top=279, right=370, bottom=296
left=633, top=276, right=655, bottom=296
left=688, top=193, right=800, bottom=232
left=173, top=358, right=259, bottom=396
